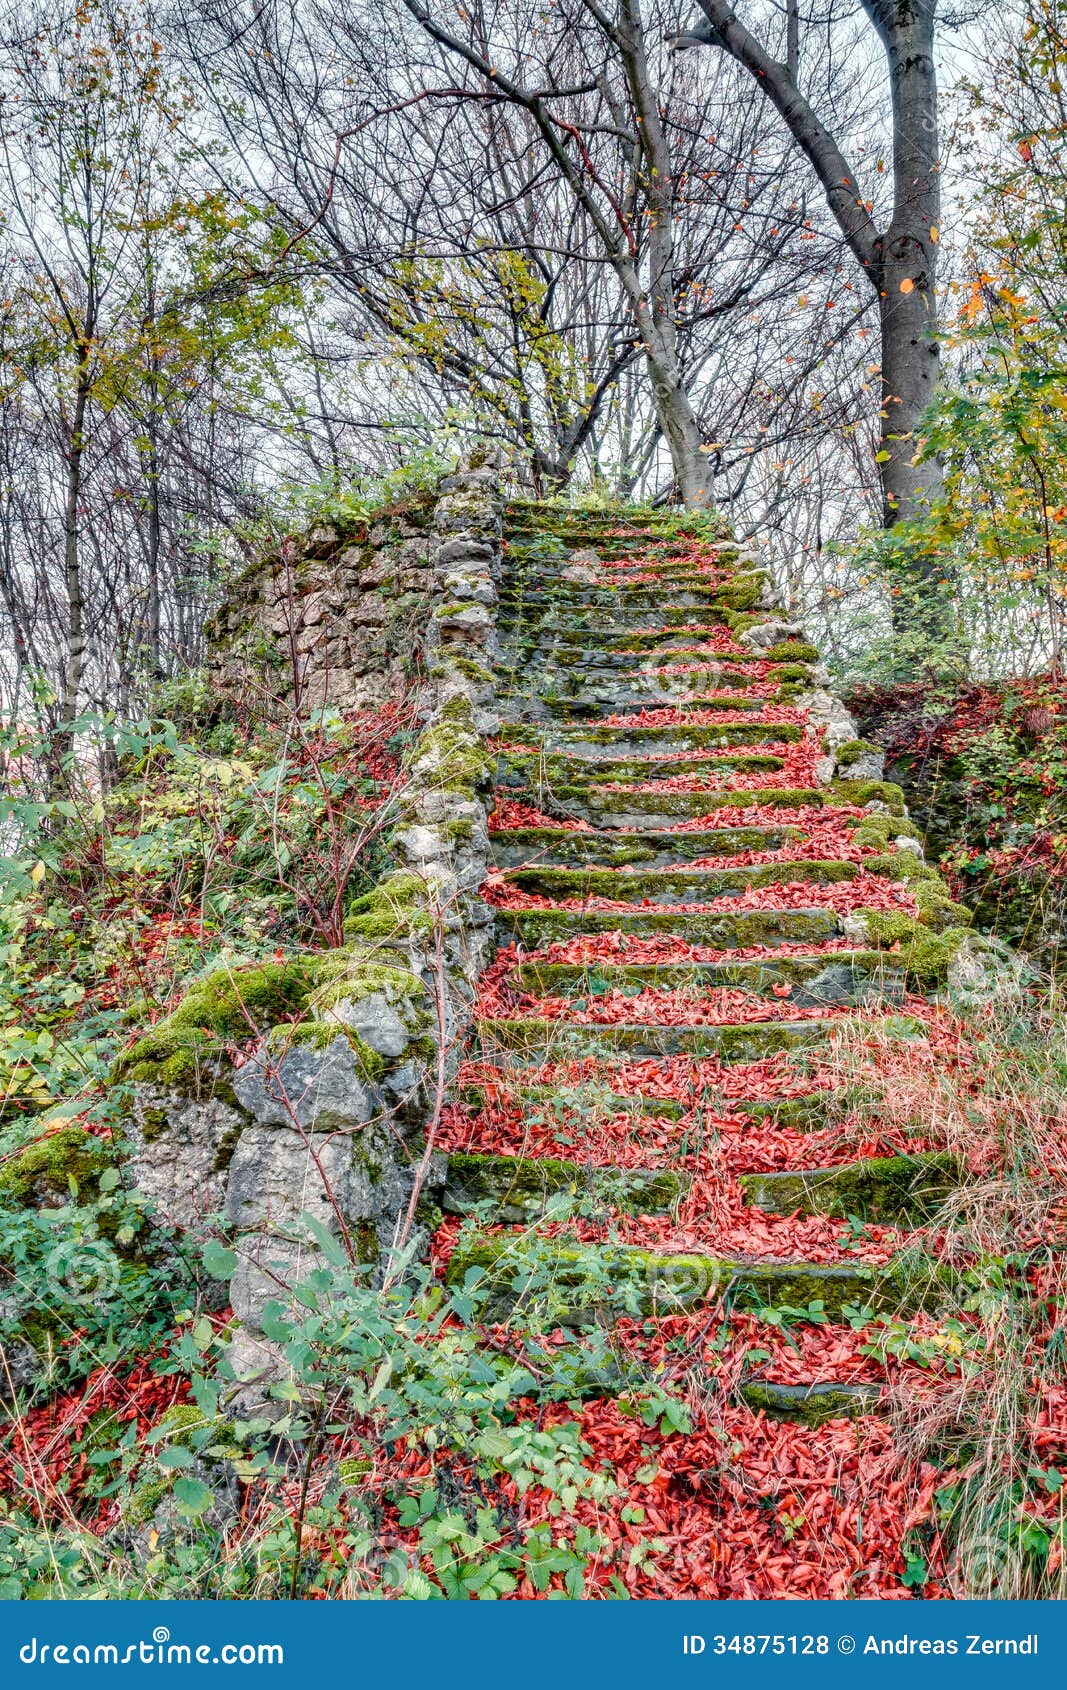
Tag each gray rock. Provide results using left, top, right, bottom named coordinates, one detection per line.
left=436, top=537, right=495, bottom=569
left=225, top=1128, right=357, bottom=1237
left=737, top=617, right=805, bottom=650
left=840, top=751, right=885, bottom=780
left=231, top=1036, right=377, bottom=1132
left=329, top=991, right=411, bottom=1059
left=435, top=602, right=493, bottom=643
left=126, top=1081, right=245, bottom=1235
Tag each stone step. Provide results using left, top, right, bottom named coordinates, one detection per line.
left=500, top=632, right=818, bottom=662
left=458, top=1081, right=686, bottom=1120
left=456, top=1083, right=834, bottom=1131
left=543, top=784, right=825, bottom=828
left=739, top=1151, right=961, bottom=1223
left=498, top=583, right=749, bottom=615
left=500, top=720, right=804, bottom=754
left=476, top=1015, right=833, bottom=1064
left=447, top=1235, right=954, bottom=1322
left=501, top=747, right=789, bottom=785
left=738, top=1379, right=884, bottom=1424
left=503, top=605, right=764, bottom=635
left=441, top=1151, right=687, bottom=1222
left=496, top=904, right=843, bottom=947
left=497, top=688, right=790, bottom=721
left=511, top=952, right=902, bottom=1007
left=489, top=823, right=804, bottom=869
left=498, top=639, right=817, bottom=670
left=495, top=678, right=810, bottom=720
left=499, top=861, right=860, bottom=904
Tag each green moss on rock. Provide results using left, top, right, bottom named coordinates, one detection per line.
left=766, top=641, right=819, bottom=663
left=831, top=778, right=907, bottom=815
left=834, top=738, right=883, bottom=767
left=739, top=1151, right=960, bottom=1223
left=0, top=1126, right=109, bottom=1207
left=114, top=958, right=314, bottom=1094
left=343, top=870, right=434, bottom=943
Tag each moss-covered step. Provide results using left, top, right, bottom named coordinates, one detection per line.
left=507, top=669, right=808, bottom=716
left=739, top=1379, right=884, bottom=1424
left=489, top=822, right=805, bottom=869
left=509, top=594, right=769, bottom=630
left=496, top=904, right=843, bottom=947
left=458, top=1082, right=686, bottom=1120
left=538, top=636, right=821, bottom=666
left=455, top=1083, right=833, bottom=1131
left=442, top=1151, right=688, bottom=1222
left=497, top=640, right=816, bottom=678
left=538, top=784, right=826, bottom=828
left=446, top=1235, right=955, bottom=1322
left=728, top=1094, right=836, bottom=1129
left=500, top=720, right=805, bottom=755
left=475, top=1014, right=834, bottom=1064
left=511, top=951, right=904, bottom=1006
left=498, top=583, right=740, bottom=615
left=530, top=780, right=910, bottom=829
left=739, top=1151, right=961, bottom=1223
left=502, top=747, right=788, bottom=785
left=500, top=861, right=865, bottom=904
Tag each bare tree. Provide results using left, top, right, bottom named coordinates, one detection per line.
left=675, top=1, right=945, bottom=530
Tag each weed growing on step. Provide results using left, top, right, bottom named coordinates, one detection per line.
left=822, top=999, right=1067, bottom=1596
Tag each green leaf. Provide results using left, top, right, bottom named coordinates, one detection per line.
left=201, top=1240, right=238, bottom=1279
left=157, top=1447, right=195, bottom=1470
left=171, top=1477, right=215, bottom=1519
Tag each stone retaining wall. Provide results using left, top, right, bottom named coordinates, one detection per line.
left=117, top=462, right=503, bottom=1408
left=205, top=496, right=439, bottom=712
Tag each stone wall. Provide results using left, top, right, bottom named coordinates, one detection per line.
left=205, top=495, right=439, bottom=712
left=117, top=462, right=503, bottom=1409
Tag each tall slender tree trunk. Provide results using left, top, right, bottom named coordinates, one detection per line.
left=688, top=0, right=945, bottom=527
left=866, top=0, right=944, bottom=524
left=617, top=0, right=715, bottom=507
left=59, top=365, right=90, bottom=742
left=144, top=407, right=163, bottom=680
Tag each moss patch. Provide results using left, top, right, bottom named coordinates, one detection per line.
left=0, top=1126, right=109, bottom=1207
left=343, top=870, right=435, bottom=943
left=739, top=1151, right=960, bottom=1223
left=831, top=778, right=907, bottom=815
left=114, top=958, right=315, bottom=1094
left=834, top=738, right=882, bottom=768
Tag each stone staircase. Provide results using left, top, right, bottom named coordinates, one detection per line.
left=436, top=504, right=972, bottom=1444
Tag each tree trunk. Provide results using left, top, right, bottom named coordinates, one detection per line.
left=641, top=329, right=716, bottom=505
left=865, top=0, right=944, bottom=524
left=144, top=406, right=163, bottom=680
left=689, top=0, right=945, bottom=525
left=59, top=366, right=90, bottom=742
left=616, top=0, right=715, bottom=507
